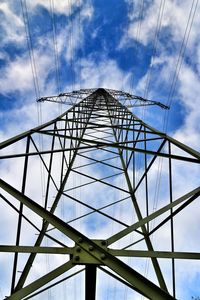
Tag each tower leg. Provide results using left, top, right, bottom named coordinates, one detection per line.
left=85, top=265, right=97, bottom=300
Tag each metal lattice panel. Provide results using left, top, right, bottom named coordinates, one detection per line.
left=0, top=88, right=200, bottom=299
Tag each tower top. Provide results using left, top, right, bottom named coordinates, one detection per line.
left=37, top=88, right=169, bottom=110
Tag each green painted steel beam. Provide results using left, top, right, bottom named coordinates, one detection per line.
left=131, top=112, right=200, bottom=160
left=109, top=249, right=200, bottom=259
left=104, top=90, right=168, bottom=292
left=2, top=88, right=199, bottom=299
left=0, top=92, right=94, bottom=150
left=13, top=95, right=97, bottom=292
left=6, top=260, right=74, bottom=300
left=23, top=268, right=85, bottom=300
left=85, top=265, right=97, bottom=300
left=0, top=178, right=175, bottom=299
left=1, top=135, right=199, bottom=163
left=106, top=187, right=200, bottom=246
left=0, top=245, right=73, bottom=254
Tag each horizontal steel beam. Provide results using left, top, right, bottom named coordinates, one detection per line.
left=109, top=249, right=200, bottom=259
left=0, top=178, right=175, bottom=299
left=131, top=112, right=200, bottom=160
left=1, top=139, right=199, bottom=163
left=0, top=245, right=73, bottom=254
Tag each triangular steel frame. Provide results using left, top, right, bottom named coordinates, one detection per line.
left=0, top=88, right=200, bottom=300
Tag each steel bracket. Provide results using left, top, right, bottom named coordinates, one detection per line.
left=72, top=240, right=108, bottom=265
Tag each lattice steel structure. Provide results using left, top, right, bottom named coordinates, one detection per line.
left=0, top=88, right=200, bottom=299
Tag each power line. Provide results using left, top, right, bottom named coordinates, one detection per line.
left=141, top=2, right=199, bottom=293
left=136, top=0, right=144, bottom=49
left=49, top=0, right=61, bottom=94
left=144, top=0, right=166, bottom=99
left=163, top=0, right=199, bottom=132
left=141, top=1, right=166, bottom=293
left=22, top=0, right=46, bottom=227
left=68, top=0, right=75, bottom=91
left=20, top=0, right=40, bottom=99
left=129, top=0, right=144, bottom=94
left=78, top=0, right=82, bottom=90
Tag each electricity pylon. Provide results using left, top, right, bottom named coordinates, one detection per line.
left=0, top=88, right=200, bottom=300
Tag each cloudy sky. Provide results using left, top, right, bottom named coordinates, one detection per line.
left=0, top=0, right=200, bottom=299
left=0, top=0, right=199, bottom=140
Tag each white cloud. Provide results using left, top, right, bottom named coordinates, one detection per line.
left=79, top=56, right=132, bottom=90
left=29, top=0, right=82, bottom=16
left=122, top=0, right=199, bottom=49
left=0, top=0, right=94, bottom=101
left=55, top=3, right=93, bottom=63
left=173, top=62, right=200, bottom=149
left=0, top=2, right=24, bottom=45
left=0, top=1, right=200, bottom=299
left=123, top=0, right=200, bottom=151
left=0, top=50, right=57, bottom=99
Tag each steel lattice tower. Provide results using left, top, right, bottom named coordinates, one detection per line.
left=0, top=88, right=200, bottom=299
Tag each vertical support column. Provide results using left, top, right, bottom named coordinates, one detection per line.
left=104, top=90, right=168, bottom=292
left=85, top=265, right=97, bottom=300
left=11, top=135, right=30, bottom=293
left=132, top=119, right=135, bottom=190
left=14, top=94, right=97, bottom=293
left=168, top=141, right=176, bottom=297
left=144, top=127, right=149, bottom=231
left=60, top=114, right=69, bottom=186
left=44, top=123, right=56, bottom=210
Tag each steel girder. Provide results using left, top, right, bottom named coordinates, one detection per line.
left=0, top=88, right=200, bottom=299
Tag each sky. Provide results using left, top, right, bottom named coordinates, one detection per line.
left=0, top=0, right=200, bottom=139
left=0, top=0, right=200, bottom=299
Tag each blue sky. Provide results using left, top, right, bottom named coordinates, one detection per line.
left=0, top=0, right=200, bottom=299
left=0, top=0, right=199, bottom=139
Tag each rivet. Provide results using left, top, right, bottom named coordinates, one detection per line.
left=101, top=240, right=106, bottom=246
left=76, top=246, right=81, bottom=252
left=78, top=237, right=83, bottom=243
left=89, top=245, right=94, bottom=251
left=74, top=255, right=80, bottom=261
left=100, top=253, right=106, bottom=260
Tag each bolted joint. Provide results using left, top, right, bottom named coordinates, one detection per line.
left=101, top=240, right=107, bottom=246
left=74, top=255, right=80, bottom=262
left=100, top=253, right=106, bottom=260
left=78, top=237, right=83, bottom=243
